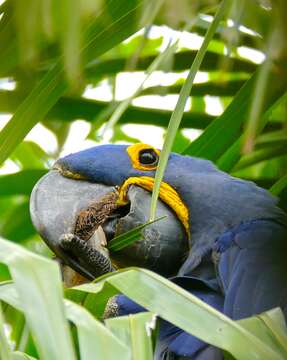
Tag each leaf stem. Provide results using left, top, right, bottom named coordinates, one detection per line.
left=149, top=0, right=230, bottom=221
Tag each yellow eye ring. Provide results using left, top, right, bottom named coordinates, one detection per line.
left=127, top=143, right=160, bottom=171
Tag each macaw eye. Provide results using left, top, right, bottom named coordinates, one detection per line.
left=138, top=149, right=159, bottom=166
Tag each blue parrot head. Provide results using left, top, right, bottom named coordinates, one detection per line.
left=54, top=144, right=156, bottom=185
left=31, top=143, right=196, bottom=278
left=31, top=142, right=287, bottom=279
left=54, top=142, right=285, bottom=246
left=54, top=143, right=192, bottom=236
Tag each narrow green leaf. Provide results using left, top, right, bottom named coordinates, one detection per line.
left=142, top=79, right=246, bottom=97
left=1, top=200, right=36, bottom=243
left=0, top=238, right=76, bottom=360
left=138, top=0, right=164, bottom=29
left=87, top=103, right=118, bottom=140
left=3, top=306, right=26, bottom=353
left=242, top=29, right=278, bottom=153
left=192, top=13, right=262, bottom=50
left=256, top=130, right=287, bottom=147
left=183, top=66, right=287, bottom=162
left=14, top=0, right=41, bottom=64
left=40, top=0, right=53, bottom=39
left=214, top=140, right=239, bottom=172
left=0, top=282, right=130, bottom=360
left=10, top=142, right=49, bottom=170
left=0, top=62, right=66, bottom=167
left=109, top=124, right=141, bottom=144
left=0, top=302, right=12, bottom=360
left=12, top=352, right=36, bottom=360
left=0, top=11, right=19, bottom=77
left=0, top=264, right=10, bottom=283
left=183, top=73, right=254, bottom=160
left=85, top=49, right=256, bottom=78
left=59, top=0, right=82, bottom=85
left=74, top=268, right=284, bottom=360
left=0, top=170, right=47, bottom=196
left=0, top=0, right=146, bottom=165
left=270, top=174, right=287, bottom=196
left=101, top=17, right=198, bottom=136
left=108, top=216, right=166, bottom=252
left=225, top=0, right=246, bottom=58
left=237, top=308, right=287, bottom=358
left=0, top=282, right=38, bottom=357
left=233, top=145, right=287, bottom=171
left=0, top=300, right=25, bottom=351
left=150, top=0, right=230, bottom=220
left=171, top=131, right=192, bottom=153
left=64, top=300, right=130, bottom=360
left=106, top=312, right=155, bottom=360
left=216, top=92, right=287, bottom=172
left=66, top=281, right=119, bottom=320
left=0, top=0, right=8, bottom=14
left=101, top=40, right=179, bottom=136
left=0, top=90, right=215, bottom=129
left=258, top=309, right=287, bottom=354
left=0, top=281, right=21, bottom=310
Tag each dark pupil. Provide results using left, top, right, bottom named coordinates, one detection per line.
left=139, top=149, right=158, bottom=165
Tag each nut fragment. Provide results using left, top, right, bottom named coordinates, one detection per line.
left=74, top=191, right=119, bottom=241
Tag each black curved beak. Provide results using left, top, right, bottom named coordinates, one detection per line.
left=30, top=170, right=188, bottom=279
left=30, top=170, right=116, bottom=279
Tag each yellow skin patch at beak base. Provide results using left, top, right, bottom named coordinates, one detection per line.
left=53, top=164, right=87, bottom=180
left=117, top=176, right=190, bottom=237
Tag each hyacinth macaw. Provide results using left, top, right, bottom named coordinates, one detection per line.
left=30, top=143, right=287, bottom=360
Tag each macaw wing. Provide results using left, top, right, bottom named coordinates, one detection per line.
left=214, top=219, right=287, bottom=319
left=109, top=219, right=287, bottom=358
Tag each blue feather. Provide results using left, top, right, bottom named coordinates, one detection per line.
left=214, top=219, right=287, bottom=319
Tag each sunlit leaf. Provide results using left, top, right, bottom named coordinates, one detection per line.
left=184, top=64, right=287, bottom=163
left=0, top=238, right=76, bottom=360
left=10, top=141, right=49, bottom=170
left=106, top=312, right=155, bottom=360
left=64, top=300, right=130, bottom=360
left=0, top=0, right=148, bottom=165
left=1, top=200, right=36, bottom=243
left=0, top=170, right=47, bottom=196
left=270, top=174, right=287, bottom=197
left=0, top=282, right=130, bottom=360
left=12, top=352, right=36, bottom=360
left=0, top=302, right=12, bottom=360
left=0, top=90, right=215, bottom=129
left=233, top=145, right=287, bottom=172
left=73, top=268, right=286, bottom=360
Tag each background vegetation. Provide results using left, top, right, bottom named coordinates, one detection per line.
left=0, top=0, right=287, bottom=359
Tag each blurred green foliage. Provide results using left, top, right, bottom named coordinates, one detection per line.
left=0, top=0, right=286, bottom=259
left=0, top=0, right=286, bottom=358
